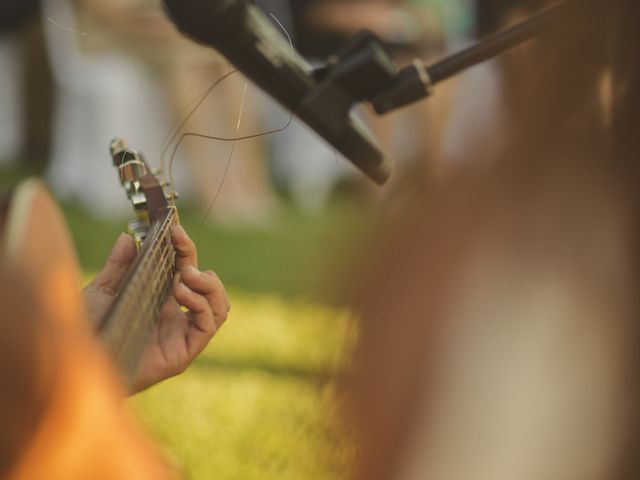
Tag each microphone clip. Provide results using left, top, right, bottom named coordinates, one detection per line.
left=302, top=31, right=403, bottom=127
left=302, top=1, right=567, bottom=117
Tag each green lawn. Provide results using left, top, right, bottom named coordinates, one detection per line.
left=1, top=166, right=367, bottom=478
left=64, top=198, right=366, bottom=480
left=66, top=200, right=372, bottom=300
left=131, top=292, right=357, bottom=480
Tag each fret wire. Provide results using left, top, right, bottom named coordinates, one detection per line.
left=101, top=209, right=178, bottom=365
left=114, top=246, right=173, bottom=318
left=139, top=252, right=173, bottom=308
left=136, top=212, right=175, bottom=267
left=128, top=259, right=171, bottom=312
left=126, top=221, right=175, bottom=300
left=142, top=234, right=174, bottom=278
left=138, top=282, right=169, bottom=332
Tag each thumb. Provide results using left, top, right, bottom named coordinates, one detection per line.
left=88, top=233, right=137, bottom=293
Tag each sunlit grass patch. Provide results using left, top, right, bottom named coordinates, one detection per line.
left=66, top=193, right=367, bottom=479
left=130, top=291, right=357, bottom=480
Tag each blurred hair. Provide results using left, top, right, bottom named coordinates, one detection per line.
left=476, top=0, right=547, bottom=36
left=352, top=2, right=640, bottom=479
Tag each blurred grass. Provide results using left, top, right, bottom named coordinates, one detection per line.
left=131, top=292, right=357, bottom=480
left=0, top=168, right=372, bottom=299
left=2, top=168, right=366, bottom=478
left=65, top=200, right=371, bottom=300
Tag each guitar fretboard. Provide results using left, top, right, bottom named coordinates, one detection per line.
left=98, top=207, right=178, bottom=381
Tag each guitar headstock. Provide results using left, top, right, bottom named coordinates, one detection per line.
left=110, top=138, right=177, bottom=247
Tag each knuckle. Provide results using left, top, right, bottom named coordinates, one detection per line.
left=173, top=363, right=188, bottom=376
left=192, top=295, right=210, bottom=313
left=214, top=307, right=229, bottom=325
left=204, top=270, right=224, bottom=287
left=172, top=281, right=186, bottom=297
left=174, top=236, right=195, bottom=253
left=203, top=269, right=217, bottom=279
left=204, top=323, right=218, bottom=338
left=220, top=298, right=231, bottom=314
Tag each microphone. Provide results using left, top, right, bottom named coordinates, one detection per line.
left=163, top=0, right=392, bottom=185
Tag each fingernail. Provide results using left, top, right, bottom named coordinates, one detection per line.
left=172, top=224, right=186, bottom=236
left=115, top=232, right=130, bottom=245
left=110, top=233, right=133, bottom=256
left=179, top=280, right=193, bottom=293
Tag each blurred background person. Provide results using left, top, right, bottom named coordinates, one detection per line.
left=0, top=28, right=25, bottom=167
left=268, top=0, right=461, bottom=211
left=442, top=0, right=554, bottom=173
left=2, top=0, right=477, bottom=219
left=10, top=0, right=637, bottom=479
left=350, top=2, right=640, bottom=480
left=39, top=0, right=279, bottom=222
left=0, top=0, right=52, bottom=171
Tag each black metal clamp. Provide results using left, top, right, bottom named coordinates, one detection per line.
left=303, top=1, right=567, bottom=118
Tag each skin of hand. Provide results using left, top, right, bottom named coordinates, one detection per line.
left=83, top=225, right=230, bottom=394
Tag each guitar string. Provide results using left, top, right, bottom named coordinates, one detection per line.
left=47, top=16, right=145, bottom=92
left=109, top=234, right=175, bottom=348
left=47, top=9, right=233, bottom=206
left=167, top=113, right=294, bottom=207
left=139, top=263, right=167, bottom=323
left=200, top=80, right=249, bottom=225
left=196, top=9, right=295, bottom=227
left=50, top=8, right=297, bottom=227
left=133, top=211, right=175, bottom=269
left=127, top=261, right=168, bottom=331
left=114, top=234, right=170, bottom=316
left=160, top=69, right=236, bottom=156
left=54, top=10, right=296, bottom=336
left=47, top=17, right=87, bottom=36
left=47, top=13, right=206, bottom=351
left=112, top=211, right=176, bottom=329
left=160, top=69, right=238, bottom=177
left=136, top=214, right=176, bottom=286
left=125, top=213, right=177, bottom=335
left=159, top=56, right=236, bottom=158
left=167, top=11, right=295, bottom=219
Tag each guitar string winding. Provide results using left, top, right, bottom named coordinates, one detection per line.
left=47, top=17, right=87, bottom=36
left=159, top=69, right=238, bottom=175
left=166, top=11, right=295, bottom=221
left=47, top=16, right=145, bottom=90
left=50, top=8, right=297, bottom=223
left=46, top=10, right=236, bottom=184
left=199, top=81, right=249, bottom=224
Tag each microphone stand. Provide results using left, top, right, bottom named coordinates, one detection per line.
left=163, top=0, right=569, bottom=184
left=313, top=2, right=568, bottom=117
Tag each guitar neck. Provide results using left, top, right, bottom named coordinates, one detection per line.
left=98, top=207, right=178, bottom=381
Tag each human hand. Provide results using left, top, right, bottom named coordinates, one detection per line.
left=83, top=225, right=230, bottom=394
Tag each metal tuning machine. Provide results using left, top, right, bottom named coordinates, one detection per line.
left=109, top=138, right=178, bottom=248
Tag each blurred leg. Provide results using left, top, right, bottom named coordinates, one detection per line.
left=167, top=63, right=279, bottom=226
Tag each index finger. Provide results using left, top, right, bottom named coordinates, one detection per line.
left=172, top=224, right=198, bottom=270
